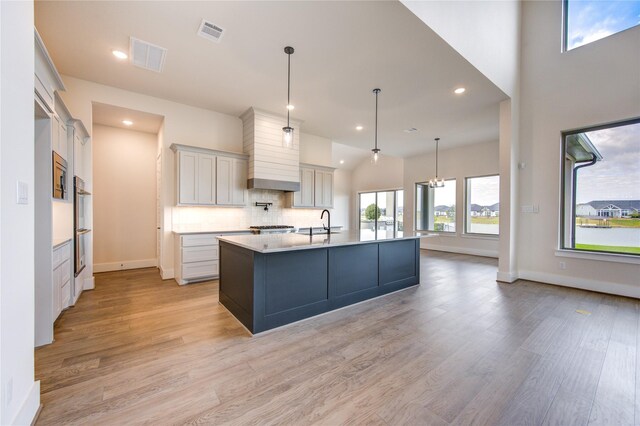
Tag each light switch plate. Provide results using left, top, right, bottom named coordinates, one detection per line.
left=16, top=181, right=28, bottom=204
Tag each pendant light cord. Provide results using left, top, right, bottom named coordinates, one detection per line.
left=435, top=138, right=439, bottom=179
left=375, top=91, right=378, bottom=150
left=286, top=52, right=291, bottom=127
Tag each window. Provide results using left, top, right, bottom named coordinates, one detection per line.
left=465, top=175, right=500, bottom=235
left=358, top=190, right=404, bottom=240
left=415, top=179, right=456, bottom=233
left=564, top=0, right=640, bottom=51
left=561, top=118, right=640, bottom=256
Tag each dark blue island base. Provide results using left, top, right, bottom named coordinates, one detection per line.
left=219, top=237, right=420, bottom=334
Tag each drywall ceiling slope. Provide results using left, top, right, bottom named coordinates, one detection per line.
left=401, top=0, right=520, bottom=98
left=35, top=0, right=508, bottom=157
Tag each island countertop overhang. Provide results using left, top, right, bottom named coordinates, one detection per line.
left=217, top=231, right=424, bottom=253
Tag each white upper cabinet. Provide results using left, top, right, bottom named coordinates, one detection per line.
left=171, top=144, right=248, bottom=207
left=288, top=164, right=335, bottom=209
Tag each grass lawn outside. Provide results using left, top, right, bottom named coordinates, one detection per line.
left=575, top=244, right=640, bottom=255
left=470, top=217, right=499, bottom=225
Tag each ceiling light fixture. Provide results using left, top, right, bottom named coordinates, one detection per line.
left=122, top=120, right=133, bottom=126
left=282, top=46, right=295, bottom=148
left=340, top=160, right=345, bottom=164
left=454, top=87, right=466, bottom=94
left=428, top=137, right=445, bottom=188
left=286, top=104, right=295, bottom=111
left=371, top=88, right=382, bottom=165
left=112, top=50, right=128, bottom=60
left=356, top=125, right=363, bottom=131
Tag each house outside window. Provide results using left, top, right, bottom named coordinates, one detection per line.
left=415, top=179, right=456, bottom=233
left=561, top=118, right=640, bottom=256
left=465, top=175, right=500, bottom=235
left=564, top=0, right=640, bottom=51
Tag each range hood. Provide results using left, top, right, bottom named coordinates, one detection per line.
left=240, top=107, right=302, bottom=192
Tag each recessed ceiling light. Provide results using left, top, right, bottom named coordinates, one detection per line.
left=112, top=50, right=128, bottom=60
left=122, top=120, right=133, bottom=126
left=454, top=87, right=466, bottom=94
left=356, top=125, right=363, bottom=131
left=286, top=104, right=295, bottom=110
left=339, top=160, right=345, bottom=164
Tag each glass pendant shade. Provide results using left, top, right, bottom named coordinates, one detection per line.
left=282, top=126, right=294, bottom=148
left=429, top=137, right=445, bottom=188
left=371, top=148, right=380, bottom=165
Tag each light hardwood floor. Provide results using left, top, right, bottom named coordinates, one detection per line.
left=35, top=251, right=639, bottom=425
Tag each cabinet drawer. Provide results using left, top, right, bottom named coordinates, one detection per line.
left=181, top=234, right=219, bottom=247
left=60, top=259, right=71, bottom=284
left=182, top=261, right=219, bottom=280
left=182, top=246, right=218, bottom=263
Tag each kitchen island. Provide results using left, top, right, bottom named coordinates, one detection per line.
left=217, top=232, right=421, bottom=334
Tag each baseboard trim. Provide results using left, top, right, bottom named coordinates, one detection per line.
left=160, top=267, right=174, bottom=280
left=84, top=276, right=95, bottom=290
left=94, top=259, right=157, bottom=273
left=518, top=270, right=640, bottom=299
left=496, top=271, right=519, bottom=283
left=11, top=380, right=40, bottom=426
left=421, top=244, right=499, bottom=259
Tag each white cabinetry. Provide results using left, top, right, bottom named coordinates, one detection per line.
left=171, top=144, right=248, bottom=206
left=287, top=164, right=335, bottom=208
left=174, top=232, right=251, bottom=285
left=53, top=241, right=72, bottom=320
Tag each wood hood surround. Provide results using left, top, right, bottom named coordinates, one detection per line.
left=240, top=107, right=302, bottom=192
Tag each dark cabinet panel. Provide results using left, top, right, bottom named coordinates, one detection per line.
left=379, top=240, right=418, bottom=287
left=329, top=244, right=379, bottom=300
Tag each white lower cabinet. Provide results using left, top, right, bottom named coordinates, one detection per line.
left=174, top=232, right=250, bottom=285
left=53, top=241, right=72, bottom=320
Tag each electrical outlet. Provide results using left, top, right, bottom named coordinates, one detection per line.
left=559, top=261, right=566, bottom=270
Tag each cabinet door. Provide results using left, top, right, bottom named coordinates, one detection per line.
left=216, top=156, right=233, bottom=205
left=231, top=158, right=248, bottom=206
left=178, top=151, right=198, bottom=204
left=198, top=153, right=216, bottom=205
left=297, top=167, right=315, bottom=207
left=314, top=171, right=334, bottom=208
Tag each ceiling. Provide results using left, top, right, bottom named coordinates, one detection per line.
left=92, top=102, right=164, bottom=134
left=35, top=1, right=508, bottom=158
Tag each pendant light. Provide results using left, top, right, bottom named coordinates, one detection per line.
left=428, top=137, right=445, bottom=188
left=282, top=46, right=295, bottom=148
left=371, top=88, right=381, bottom=164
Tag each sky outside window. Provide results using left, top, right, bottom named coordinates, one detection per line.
left=565, top=0, right=640, bottom=50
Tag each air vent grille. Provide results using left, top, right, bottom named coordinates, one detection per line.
left=404, top=127, right=419, bottom=133
left=198, top=19, right=225, bottom=43
left=129, top=37, right=167, bottom=73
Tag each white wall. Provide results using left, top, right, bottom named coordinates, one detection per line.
left=0, top=1, right=41, bottom=424
left=350, top=154, right=404, bottom=230
left=92, top=125, right=158, bottom=272
left=404, top=140, right=500, bottom=257
left=401, top=0, right=520, bottom=97
left=517, top=1, right=640, bottom=296
left=300, top=132, right=332, bottom=167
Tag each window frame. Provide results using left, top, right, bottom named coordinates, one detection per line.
left=357, top=188, right=404, bottom=239
left=464, top=174, right=500, bottom=237
left=415, top=178, right=457, bottom=234
left=560, top=117, right=640, bottom=257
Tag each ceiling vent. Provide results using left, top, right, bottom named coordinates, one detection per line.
left=404, top=127, right=419, bottom=133
left=197, top=19, right=225, bottom=43
left=129, top=37, right=167, bottom=73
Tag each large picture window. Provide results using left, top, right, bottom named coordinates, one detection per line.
left=564, top=0, right=640, bottom=51
left=359, top=190, right=404, bottom=241
left=561, top=118, right=640, bottom=256
left=465, top=175, right=500, bottom=235
left=415, top=179, right=456, bottom=233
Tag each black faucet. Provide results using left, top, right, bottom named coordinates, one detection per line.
left=321, top=209, right=331, bottom=235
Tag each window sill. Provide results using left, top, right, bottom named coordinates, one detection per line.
left=417, top=231, right=457, bottom=237
left=461, top=233, right=499, bottom=241
left=555, top=249, right=640, bottom=265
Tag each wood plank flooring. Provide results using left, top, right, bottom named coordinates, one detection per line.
left=35, top=251, right=640, bottom=425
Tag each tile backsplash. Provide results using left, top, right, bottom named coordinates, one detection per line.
left=172, top=189, right=333, bottom=230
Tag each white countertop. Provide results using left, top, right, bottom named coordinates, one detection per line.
left=172, top=226, right=253, bottom=235
left=53, top=238, right=72, bottom=249
left=217, top=231, right=424, bottom=253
